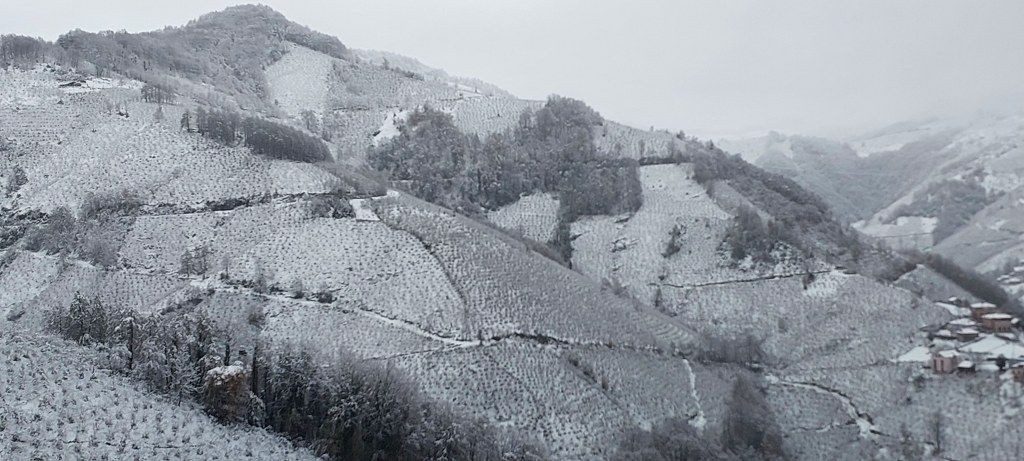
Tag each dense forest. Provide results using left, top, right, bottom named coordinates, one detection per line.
left=369, top=97, right=642, bottom=261
left=369, top=96, right=640, bottom=216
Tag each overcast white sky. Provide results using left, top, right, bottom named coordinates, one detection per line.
left=4, top=0, right=1024, bottom=138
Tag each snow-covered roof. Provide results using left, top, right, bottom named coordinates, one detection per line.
left=990, top=343, right=1024, bottom=360
left=979, top=362, right=1001, bottom=372
left=982, top=313, right=1013, bottom=320
left=972, top=302, right=997, bottom=309
left=935, top=329, right=954, bottom=337
left=959, top=328, right=979, bottom=335
left=962, top=335, right=1009, bottom=354
left=958, top=360, right=975, bottom=368
left=937, top=350, right=960, bottom=358
left=949, top=318, right=977, bottom=326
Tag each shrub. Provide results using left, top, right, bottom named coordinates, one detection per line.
left=289, top=278, right=305, bottom=299
left=79, top=190, right=141, bottom=220
left=22, top=206, right=78, bottom=254
left=663, top=224, right=683, bottom=258
left=314, top=282, right=334, bottom=303
left=722, top=206, right=794, bottom=263
left=308, top=195, right=354, bottom=218
left=4, top=166, right=27, bottom=196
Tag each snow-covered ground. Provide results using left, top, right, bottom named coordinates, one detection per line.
left=0, top=332, right=313, bottom=460
left=265, top=43, right=336, bottom=118
left=486, top=192, right=559, bottom=242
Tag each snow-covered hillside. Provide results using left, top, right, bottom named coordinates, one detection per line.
left=4, top=6, right=1023, bottom=459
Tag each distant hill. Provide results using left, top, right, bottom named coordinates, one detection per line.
left=720, top=114, right=1024, bottom=280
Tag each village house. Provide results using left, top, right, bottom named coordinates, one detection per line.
left=971, top=302, right=998, bottom=321
left=956, top=328, right=980, bottom=342
left=981, top=313, right=1014, bottom=333
left=957, top=359, right=975, bottom=373
left=932, top=350, right=960, bottom=374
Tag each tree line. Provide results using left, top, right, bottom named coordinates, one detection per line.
left=181, top=106, right=330, bottom=163
left=903, top=250, right=1022, bottom=315
left=44, top=292, right=546, bottom=460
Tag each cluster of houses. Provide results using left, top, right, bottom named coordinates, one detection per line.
left=901, top=298, right=1024, bottom=383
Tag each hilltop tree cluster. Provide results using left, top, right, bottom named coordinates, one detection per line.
left=181, top=107, right=330, bottom=163
left=369, top=95, right=641, bottom=221
left=0, top=34, right=48, bottom=68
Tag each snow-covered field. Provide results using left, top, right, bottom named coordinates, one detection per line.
left=0, top=69, right=343, bottom=213
left=571, top=163, right=808, bottom=307
left=266, top=44, right=335, bottom=118
left=486, top=192, right=560, bottom=243
left=0, top=332, right=313, bottom=460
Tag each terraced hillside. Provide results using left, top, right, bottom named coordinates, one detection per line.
left=4, top=6, right=1024, bottom=459
left=0, top=64, right=720, bottom=459
left=0, top=332, right=313, bottom=460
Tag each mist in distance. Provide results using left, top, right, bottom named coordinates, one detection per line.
left=4, top=0, right=1023, bottom=138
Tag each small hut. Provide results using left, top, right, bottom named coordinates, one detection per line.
left=932, top=350, right=960, bottom=374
